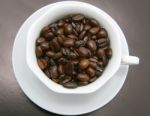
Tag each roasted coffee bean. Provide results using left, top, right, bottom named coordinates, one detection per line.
left=63, top=82, right=78, bottom=88
left=46, top=51, right=56, bottom=58
left=44, top=69, right=51, bottom=78
left=65, top=62, right=74, bottom=75
left=86, top=67, right=96, bottom=77
left=63, top=38, right=74, bottom=47
left=36, top=14, right=112, bottom=88
left=91, top=35, right=97, bottom=40
left=50, top=66, right=58, bottom=78
left=78, top=47, right=90, bottom=57
left=36, top=37, right=45, bottom=45
left=105, top=48, right=112, bottom=58
left=41, top=26, right=49, bottom=35
left=84, top=25, right=91, bottom=31
left=58, top=57, right=67, bottom=64
left=80, top=23, right=84, bottom=32
left=61, top=48, right=70, bottom=56
left=68, top=34, right=78, bottom=40
left=89, top=27, right=100, bottom=34
left=41, top=42, right=49, bottom=50
left=87, top=40, right=97, bottom=51
left=57, top=36, right=64, bottom=45
left=77, top=73, right=90, bottom=82
left=58, top=64, right=64, bottom=75
left=96, top=70, right=102, bottom=77
left=79, top=59, right=90, bottom=69
left=44, top=32, right=54, bottom=40
left=52, top=39, right=60, bottom=51
left=77, top=81, right=88, bottom=86
left=49, top=58, right=56, bottom=66
left=89, top=58, right=98, bottom=63
left=72, top=28, right=78, bottom=36
left=90, top=19, right=99, bottom=26
left=97, top=49, right=105, bottom=58
left=68, top=52, right=77, bottom=60
left=38, top=59, right=47, bottom=70
left=64, top=24, right=72, bottom=34
left=61, top=76, right=72, bottom=84
left=89, top=77, right=97, bottom=83
left=97, top=28, right=108, bottom=38
left=56, top=28, right=64, bottom=35
left=57, top=20, right=65, bottom=27
left=75, top=40, right=85, bottom=48
left=72, top=14, right=84, bottom=21
left=79, top=30, right=86, bottom=40
left=54, top=52, right=62, bottom=59
left=96, top=38, right=108, bottom=45
left=52, top=78, right=59, bottom=83
left=36, top=46, right=43, bottom=57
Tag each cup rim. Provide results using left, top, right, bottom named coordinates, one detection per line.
left=26, top=1, right=121, bottom=94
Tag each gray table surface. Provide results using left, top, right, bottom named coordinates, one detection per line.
left=0, top=0, right=149, bottom=116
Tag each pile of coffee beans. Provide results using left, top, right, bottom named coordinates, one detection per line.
left=35, top=14, right=112, bottom=88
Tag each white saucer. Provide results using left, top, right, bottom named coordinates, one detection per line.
left=12, top=3, right=129, bottom=115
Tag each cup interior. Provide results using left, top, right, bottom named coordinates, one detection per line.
left=26, top=1, right=121, bottom=94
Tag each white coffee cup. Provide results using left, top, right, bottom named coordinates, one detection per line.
left=26, top=1, right=139, bottom=94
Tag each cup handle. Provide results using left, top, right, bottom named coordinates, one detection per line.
left=121, top=56, right=139, bottom=65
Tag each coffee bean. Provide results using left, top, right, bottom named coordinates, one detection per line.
left=89, top=58, right=98, bottom=63
left=80, top=23, right=84, bottom=32
left=44, top=69, right=51, bottom=78
left=58, top=57, right=67, bottom=64
left=89, top=61, right=97, bottom=69
left=63, top=38, right=74, bottom=47
left=75, top=40, right=85, bottom=48
left=56, top=28, right=64, bottom=35
left=38, top=59, right=47, bottom=70
left=77, top=73, right=90, bottom=82
left=96, top=38, right=107, bottom=45
left=61, top=76, right=72, bottom=84
left=46, top=51, right=56, bottom=58
left=57, top=20, right=65, bottom=27
left=41, top=42, right=49, bottom=50
left=49, top=58, right=56, bottom=66
left=90, top=19, right=99, bottom=26
left=79, top=30, right=86, bottom=40
left=84, top=25, right=91, bottom=31
left=87, top=40, right=97, bottom=51
left=78, top=81, right=88, bottom=86
left=44, top=32, right=54, bottom=40
left=97, top=28, right=108, bottom=38
left=64, top=24, right=72, bottom=34
left=68, top=34, right=78, bottom=40
left=54, top=52, right=62, bottom=59
left=89, top=27, right=100, bottom=34
left=72, top=29, right=78, bottom=36
left=58, top=64, right=64, bottom=75
left=65, top=62, right=74, bottom=75
left=52, top=78, right=59, bottom=83
left=105, top=48, right=112, bottom=58
left=50, top=66, right=58, bottom=78
left=97, top=49, right=105, bottom=58
left=61, top=48, right=70, bottom=56
left=78, top=47, right=90, bottom=57
left=91, top=35, right=97, bottom=40
left=36, top=37, right=45, bottom=45
left=41, top=26, right=49, bottom=35
left=79, top=59, right=90, bottom=69
left=63, top=82, right=78, bottom=88
left=72, top=14, right=84, bottom=21
left=86, top=67, right=96, bottom=77
left=57, top=36, right=64, bottom=45
left=89, top=77, right=97, bottom=83
left=52, top=39, right=60, bottom=51
left=36, top=46, right=43, bottom=57
left=68, top=52, right=77, bottom=60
